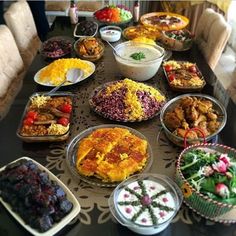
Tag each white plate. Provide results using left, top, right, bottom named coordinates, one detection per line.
left=34, top=60, right=96, bottom=87
left=0, top=157, right=81, bottom=236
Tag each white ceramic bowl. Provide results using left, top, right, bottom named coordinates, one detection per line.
left=109, top=173, right=183, bottom=235
left=99, top=26, right=122, bottom=42
left=113, top=42, right=165, bottom=81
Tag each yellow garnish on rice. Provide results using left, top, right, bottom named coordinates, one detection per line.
left=47, top=123, right=69, bottom=135
left=131, top=37, right=157, bottom=46
left=38, top=58, right=93, bottom=86
left=30, top=95, right=51, bottom=108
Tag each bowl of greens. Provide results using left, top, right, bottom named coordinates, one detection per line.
left=176, top=143, right=236, bottom=223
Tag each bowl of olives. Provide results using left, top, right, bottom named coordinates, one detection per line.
left=74, top=20, right=98, bottom=38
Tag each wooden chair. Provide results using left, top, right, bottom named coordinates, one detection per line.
left=0, top=25, right=25, bottom=120
left=4, top=1, right=41, bottom=69
left=195, top=8, right=231, bottom=70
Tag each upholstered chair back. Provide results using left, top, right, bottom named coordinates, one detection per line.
left=4, top=1, right=41, bottom=68
left=195, top=8, right=231, bottom=70
left=0, top=25, right=25, bottom=120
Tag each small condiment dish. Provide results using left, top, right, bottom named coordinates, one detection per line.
left=99, top=26, right=122, bottom=42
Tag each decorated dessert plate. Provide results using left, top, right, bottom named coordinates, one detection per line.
left=34, top=59, right=95, bottom=87
left=109, top=173, right=183, bottom=234
left=66, top=124, right=153, bottom=188
left=140, top=12, right=189, bottom=31
left=0, top=157, right=81, bottom=236
left=89, top=79, right=166, bottom=122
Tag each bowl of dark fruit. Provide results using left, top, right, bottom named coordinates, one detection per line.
left=73, top=20, right=98, bottom=38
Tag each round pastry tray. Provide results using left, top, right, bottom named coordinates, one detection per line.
left=140, top=12, right=189, bottom=31
left=66, top=124, right=153, bottom=187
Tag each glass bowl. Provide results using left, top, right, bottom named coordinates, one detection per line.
left=99, top=25, right=122, bottom=42
left=66, top=124, right=153, bottom=187
left=160, top=94, right=227, bottom=147
left=74, top=37, right=104, bottom=62
left=108, top=173, right=183, bottom=235
left=93, top=5, right=132, bottom=26
left=159, top=29, right=194, bottom=51
left=113, top=41, right=165, bottom=81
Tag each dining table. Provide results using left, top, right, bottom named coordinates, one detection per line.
left=0, top=16, right=236, bottom=236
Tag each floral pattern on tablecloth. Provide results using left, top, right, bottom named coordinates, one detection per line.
left=44, top=49, right=217, bottom=226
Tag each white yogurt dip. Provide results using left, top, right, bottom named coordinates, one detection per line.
left=116, top=180, right=175, bottom=227
left=100, top=26, right=121, bottom=42
left=108, top=174, right=183, bottom=235
left=120, top=46, right=162, bottom=62
left=114, top=42, right=164, bottom=81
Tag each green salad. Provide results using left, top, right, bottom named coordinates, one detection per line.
left=181, top=148, right=236, bottom=205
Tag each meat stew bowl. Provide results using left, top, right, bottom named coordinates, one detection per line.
left=160, top=94, right=227, bottom=147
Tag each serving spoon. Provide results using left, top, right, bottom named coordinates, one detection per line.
left=46, top=68, right=84, bottom=95
left=105, top=40, right=120, bottom=56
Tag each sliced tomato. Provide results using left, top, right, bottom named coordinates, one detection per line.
left=168, top=74, right=175, bottom=81
left=60, top=104, right=72, bottom=113
left=57, top=117, right=69, bottom=126
left=23, top=117, right=34, bottom=126
left=26, top=111, right=38, bottom=120
left=164, top=64, right=172, bottom=72
left=189, top=65, right=197, bottom=73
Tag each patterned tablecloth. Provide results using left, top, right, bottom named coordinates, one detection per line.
left=42, top=47, right=219, bottom=227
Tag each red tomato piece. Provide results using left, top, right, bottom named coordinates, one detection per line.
left=60, top=104, right=72, bottom=114
left=189, top=65, right=197, bottom=73
left=26, top=111, right=38, bottom=120
left=57, top=117, right=69, bottom=126
left=23, top=117, right=34, bottom=126
left=164, top=65, right=172, bottom=72
left=168, top=74, right=175, bottom=81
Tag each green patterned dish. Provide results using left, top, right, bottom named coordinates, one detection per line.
left=176, top=143, right=236, bottom=223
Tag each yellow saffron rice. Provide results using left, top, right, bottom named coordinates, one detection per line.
left=38, top=58, right=93, bottom=86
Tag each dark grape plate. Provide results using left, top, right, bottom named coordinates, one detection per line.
left=0, top=157, right=80, bottom=236
left=40, top=36, right=74, bottom=59
left=73, top=21, right=98, bottom=38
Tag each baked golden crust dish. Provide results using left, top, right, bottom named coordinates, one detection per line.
left=76, top=127, right=148, bottom=182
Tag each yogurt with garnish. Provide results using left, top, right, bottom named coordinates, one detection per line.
left=117, top=180, right=175, bottom=229
left=109, top=174, right=183, bottom=235
left=100, top=26, right=121, bottom=42
left=114, top=42, right=165, bottom=81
